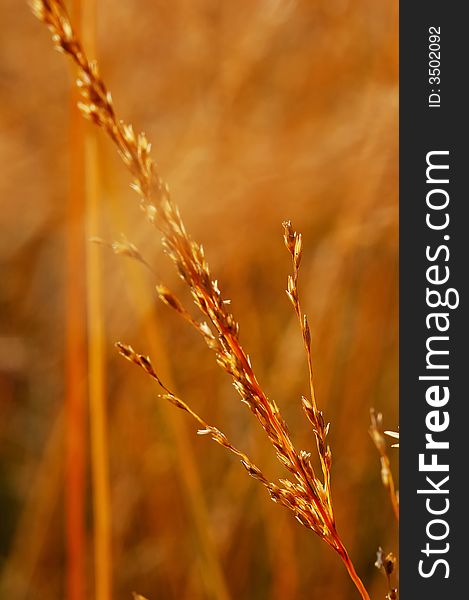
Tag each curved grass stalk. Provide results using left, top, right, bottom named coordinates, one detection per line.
left=31, top=2, right=370, bottom=597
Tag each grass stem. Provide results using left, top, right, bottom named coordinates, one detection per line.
left=83, top=2, right=113, bottom=598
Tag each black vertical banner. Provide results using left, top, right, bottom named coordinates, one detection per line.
left=400, top=3, right=466, bottom=598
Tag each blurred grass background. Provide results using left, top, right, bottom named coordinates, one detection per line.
left=0, top=0, right=398, bottom=598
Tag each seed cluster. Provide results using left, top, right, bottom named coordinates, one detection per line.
left=32, top=2, right=371, bottom=598
left=369, top=409, right=399, bottom=522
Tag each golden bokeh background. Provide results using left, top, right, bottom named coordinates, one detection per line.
left=0, top=1, right=397, bottom=598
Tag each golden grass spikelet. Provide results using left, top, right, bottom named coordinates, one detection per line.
left=375, top=547, right=399, bottom=600
left=32, top=2, right=371, bottom=597
left=369, top=409, right=399, bottom=522
left=114, top=342, right=312, bottom=528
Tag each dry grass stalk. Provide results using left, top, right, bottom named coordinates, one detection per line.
left=86, top=118, right=112, bottom=600
left=80, top=2, right=113, bottom=598
left=283, top=220, right=333, bottom=511
left=32, top=1, right=370, bottom=597
left=65, top=2, right=87, bottom=593
left=91, top=235, right=156, bottom=275
left=375, top=547, right=398, bottom=600
left=369, top=410, right=399, bottom=522
left=369, top=412, right=399, bottom=598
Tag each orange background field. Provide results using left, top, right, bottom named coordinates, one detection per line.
left=0, top=1, right=398, bottom=598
